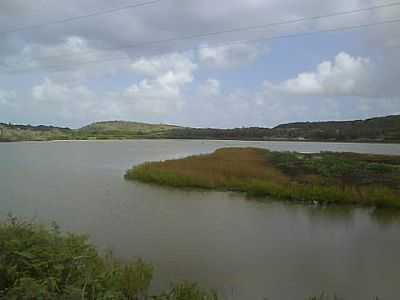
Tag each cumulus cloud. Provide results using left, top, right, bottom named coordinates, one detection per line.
left=266, top=52, right=375, bottom=97
left=29, top=79, right=99, bottom=125
left=12, top=52, right=199, bottom=126
left=0, top=0, right=397, bottom=65
left=1, top=36, right=128, bottom=83
left=198, top=43, right=260, bottom=69
left=126, top=53, right=197, bottom=114
left=32, top=79, right=94, bottom=104
left=130, top=53, right=196, bottom=79
left=6, top=37, right=89, bottom=67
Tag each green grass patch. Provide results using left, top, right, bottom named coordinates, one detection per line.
left=125, top=148, right=400, bottom=208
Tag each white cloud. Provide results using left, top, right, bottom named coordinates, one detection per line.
left=198, top=43, right=260, bottom=69
left=22, top=52, right=198, bottom=125
left=0, top=89, right=16, bottom=105
left=4, top=36, right=105, bottom=69
left=266, top=52, right=373, bottom=97
left=130, top=53, right=196, bottom=77
left=129, top=53, right=197, bottom=98
left=31, top=79, right=97, bottom=124
left=1, top=36, right=128, bottom=83
left=32, top=79, right=94, bottom=104
left=199, top=79, right=220, bottom=96
left=125, top=53, right=197, bottom=114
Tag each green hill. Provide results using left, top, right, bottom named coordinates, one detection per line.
left=1, top=115, right=399, bottom=142
left=77, top=121, right=181, bottom=139
left=166, top=115, right=400, bottom=142
left=80, top=121, right=180, bottom=133
left=273, top=115, right=400, bottom=142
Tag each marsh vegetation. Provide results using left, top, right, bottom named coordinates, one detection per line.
left=126, top=148, right=400, bottom=208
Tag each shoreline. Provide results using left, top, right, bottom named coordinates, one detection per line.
left=1, top=137, right=400, bottom=145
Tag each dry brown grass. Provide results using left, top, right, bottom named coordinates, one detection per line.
left=153, top=148, right=287, bottom=187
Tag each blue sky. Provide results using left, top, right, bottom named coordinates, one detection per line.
left=0, top=0, right=399, bottom=128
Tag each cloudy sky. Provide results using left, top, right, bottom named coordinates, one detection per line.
left=0, top=0, right=399, bottom=128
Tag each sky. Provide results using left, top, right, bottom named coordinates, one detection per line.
left=0, top=0, right=399, bottom=129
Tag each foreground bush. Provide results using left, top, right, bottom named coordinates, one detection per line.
left=0, top=216, right=153, bottom=299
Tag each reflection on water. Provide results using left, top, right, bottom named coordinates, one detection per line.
left=371, top=209, right=400, bottom=227
left=302, top=205, right=356, bottom=224
left=0, top=140, right=399, bottom=300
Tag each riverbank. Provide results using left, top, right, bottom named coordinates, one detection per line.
left=126, top=148, right=400, bottom=208
left=2, top=136, right=400, bottom=144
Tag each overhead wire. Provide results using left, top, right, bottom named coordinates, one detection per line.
left=9, top=1, right=400, bottom=65
left=0, top=0, right=162, bottom=35
left=4, top=17, right=400, bottom=75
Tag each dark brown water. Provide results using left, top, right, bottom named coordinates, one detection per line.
left=1, top=140, right=400, bottom=300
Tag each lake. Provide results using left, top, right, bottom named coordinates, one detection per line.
left=1, top=140, right=400, bottom=300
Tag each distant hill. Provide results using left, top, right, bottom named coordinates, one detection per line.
left=77, top=121, right=182, bottom=139
left=1, top=115, right=399, bottom=142
left=165, top=115, right=400, bottom=142
left=0, top=123, right=72, bottom=142
left=80, top=121, right=180, bottom=133
left=165, top=127, right=273, bottom=140
left=273, top=115, right=400, bottom=142
left=0, top=123, right=71, bottom=132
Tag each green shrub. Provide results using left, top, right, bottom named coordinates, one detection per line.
left=0, top=216, right=152, bottom=300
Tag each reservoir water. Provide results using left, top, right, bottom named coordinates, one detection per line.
left=1, top=140, right=400, bottom=300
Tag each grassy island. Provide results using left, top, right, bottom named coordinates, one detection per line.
left=126, top=148, right=400, bottom=208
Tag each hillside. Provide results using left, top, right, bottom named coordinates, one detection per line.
left=80, top=121, right=180, bottom=133
left=0, top=123, right=72, bottom=142
left=166, top=127, right=273, bottom=140
left=166, top=115, right=400, bottom=142
left=1, top=115, right=399, bottom=142
left=78, top=121, right=181, bottom=139
left=273, top=115, right=400, bottom=142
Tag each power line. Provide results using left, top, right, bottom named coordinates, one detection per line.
left=15, top=1, right=400, bottom=64
left=4, top=17, right=400, bottom=75
left=0, top=0, right=162, bottom=35
left=6, top=18, right=400, bottom=74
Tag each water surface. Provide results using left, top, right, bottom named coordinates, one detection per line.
left=1, top=140, right=400, bottom=300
